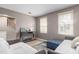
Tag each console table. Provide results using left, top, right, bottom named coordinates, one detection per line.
left=20, top=31, right=36, bottom=43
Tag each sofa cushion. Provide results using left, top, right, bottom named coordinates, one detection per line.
left=0, top=38, right=10, bottom=53
left=71, top=36, right=79, bottom=48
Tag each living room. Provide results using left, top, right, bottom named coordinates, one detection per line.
left=0, top=4, right=79, bottom=54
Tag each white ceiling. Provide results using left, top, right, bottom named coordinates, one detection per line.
left=0, top=4, right=76, bottom=17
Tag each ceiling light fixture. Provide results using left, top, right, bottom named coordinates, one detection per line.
left=28, top=12, right=32, bottom=14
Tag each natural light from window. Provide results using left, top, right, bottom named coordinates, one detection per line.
left=58, top=11, right=74, bottom=35
left=40, top=16, right=47, bottom=33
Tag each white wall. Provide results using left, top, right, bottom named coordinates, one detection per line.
left=17, top=15, right=36, bottom=32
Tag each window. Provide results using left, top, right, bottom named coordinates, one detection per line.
left=40, top=16, right=47, bottom=33
left=58, top=11, right=74, bottom=35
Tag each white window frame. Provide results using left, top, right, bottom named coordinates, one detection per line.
left=40, top=16, right=47, bottom=33
left=58, top=10, right=74, bottom=36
